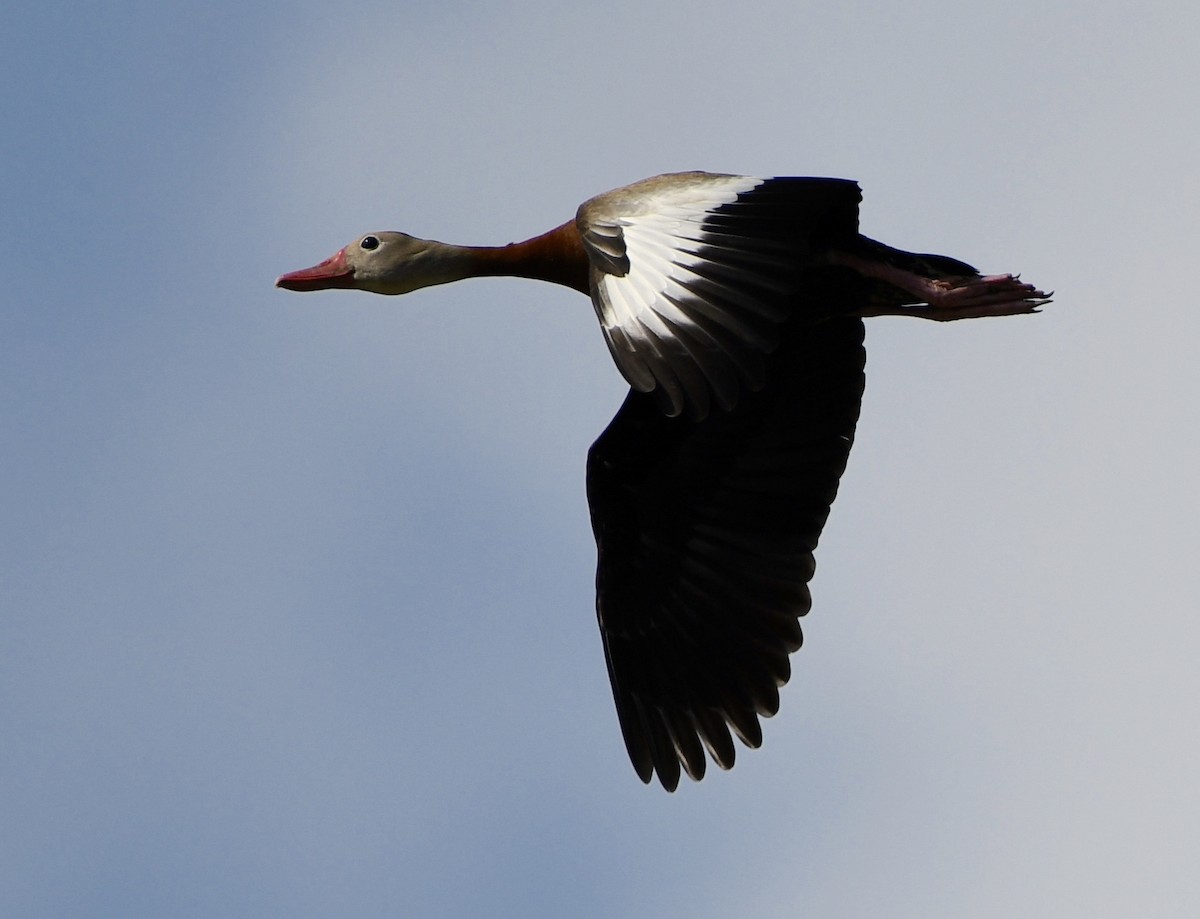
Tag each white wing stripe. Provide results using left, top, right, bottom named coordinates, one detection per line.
left=580, top=172, right=832, bottom=417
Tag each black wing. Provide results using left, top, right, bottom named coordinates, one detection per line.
left=586, top=283, right=867, bottom=790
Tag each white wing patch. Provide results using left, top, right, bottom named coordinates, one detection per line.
left=579, top=173, right=799, bottom=420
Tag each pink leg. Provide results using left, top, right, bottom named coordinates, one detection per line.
left=830, top=253, right=1052, bottom=321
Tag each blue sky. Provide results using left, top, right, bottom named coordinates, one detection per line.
left=4, top=1, right=1198, bottom=916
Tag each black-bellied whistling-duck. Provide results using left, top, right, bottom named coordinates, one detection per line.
left=277, top=171, right=1049, bottom=791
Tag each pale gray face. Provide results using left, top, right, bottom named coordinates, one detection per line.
left=342, top=232, right=440, bottom=295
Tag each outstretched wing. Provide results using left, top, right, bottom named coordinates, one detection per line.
left=586, top=306, right=867, bottom=791
left=577, top=172, right=861, bottom=420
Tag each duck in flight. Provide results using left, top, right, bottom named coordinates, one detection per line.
left=277, top=171, right=1049, bottom=791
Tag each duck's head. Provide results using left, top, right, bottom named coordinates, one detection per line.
left=276, top=232, right=466, bottom=296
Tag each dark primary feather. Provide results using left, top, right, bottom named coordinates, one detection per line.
left=587, top=268, right=869, bottom=790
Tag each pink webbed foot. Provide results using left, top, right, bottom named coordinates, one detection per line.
left=832, top=252, right=1052, bottom=321
left=904, top=273, right=1052, bottom=320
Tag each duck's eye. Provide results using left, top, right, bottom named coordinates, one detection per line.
left=360, top=235, right=380, bottom=251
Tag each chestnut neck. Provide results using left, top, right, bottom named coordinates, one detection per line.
left=466, top=221, right=591, bottom=294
